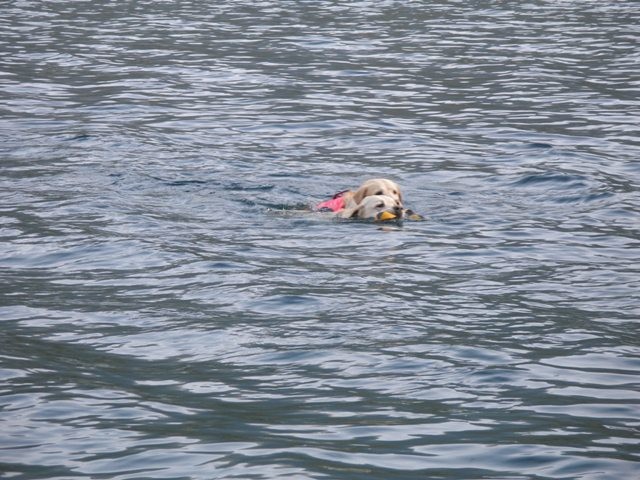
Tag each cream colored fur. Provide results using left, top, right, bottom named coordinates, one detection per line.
left=343, top=178, right=403, bottom=210
left=339, top=194, right=403, bottom=220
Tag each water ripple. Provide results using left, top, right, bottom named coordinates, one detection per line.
left=1, top=1, right=639, bottom=479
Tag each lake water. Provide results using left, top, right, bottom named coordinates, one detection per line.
left=1, top=1, right=639, bottom=479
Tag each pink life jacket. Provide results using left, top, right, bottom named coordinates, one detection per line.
left=316, top=190, right=348, bottom=212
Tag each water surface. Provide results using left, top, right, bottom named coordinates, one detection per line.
left=1, top=1, right=639, bottom=479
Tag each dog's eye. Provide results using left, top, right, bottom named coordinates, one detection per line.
left=375, top=190, right=383, bottom=195
left=393, top=190, right=397, bottom=194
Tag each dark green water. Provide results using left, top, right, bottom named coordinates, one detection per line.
left=1, top=1, right=639, bottom=479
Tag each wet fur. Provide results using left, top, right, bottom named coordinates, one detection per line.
left=339, top=194, right=403, bottom=219
left=343, top=178, right=403, bottom=210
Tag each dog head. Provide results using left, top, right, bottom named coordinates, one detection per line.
left=351, top=178, right=403, bottom=208
left=341, top=194, right=404, bottom=220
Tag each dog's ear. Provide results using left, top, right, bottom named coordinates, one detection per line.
left=349, top=207, right=362, bottom=218
left=352, top=186, right=369, bottom=205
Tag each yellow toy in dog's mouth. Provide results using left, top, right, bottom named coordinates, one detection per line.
left=375, top=210, right=425, bottom=222
left=376, top=211, right=397, bottom=221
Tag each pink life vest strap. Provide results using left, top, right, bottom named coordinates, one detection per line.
left=316, top=190, right=348, bottom=212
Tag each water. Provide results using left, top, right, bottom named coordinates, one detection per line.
left=1, top=1, right=639, bottom=479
